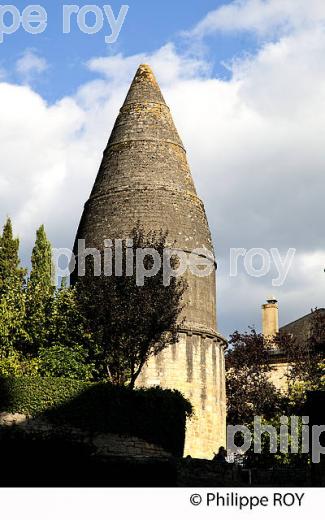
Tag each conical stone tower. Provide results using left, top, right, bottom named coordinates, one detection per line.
left=73, top=65, right=226, bottom=459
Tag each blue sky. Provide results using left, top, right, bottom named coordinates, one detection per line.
left=2, top=0, right=258, bottom=101
left=1, top=0, right=325, bottom=336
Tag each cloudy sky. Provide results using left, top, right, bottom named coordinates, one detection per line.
left=0, top=0, right=325, bottom=336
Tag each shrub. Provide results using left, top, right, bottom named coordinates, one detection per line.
left=0, top=376, right=89, bottom=414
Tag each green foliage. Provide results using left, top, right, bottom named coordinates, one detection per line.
left=0, top=376, right=89, bottom=415
left=29, top=225, right=53, bottom=289
left=0, top=376, right=192, bottom=456
left=0, top=219, right=27, bottom=352
left=38, top=344, right=94, bottom=381
left=0, top=285, right=27, bottom=351
left=225, top=329, right=283, bottom=424
left=0, top=218, right=26, bottom=297
left=0, top=219, right=99, bottom=383
left=240, top=416, right=308, bottom=469
left=24, top=225, right=54, bottom=355
left=0, top=349, right=22, bottom=377
left=286, top=378, right=325, bottom=413
left=320, top=362, right=325, bottom=389
left=48, top=284, right=95, bottom=352
left=39, top=283, right=98, bottom=380
left=0, top=349, right=39, bottom=378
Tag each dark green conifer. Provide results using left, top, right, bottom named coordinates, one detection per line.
left=25, top=225, right=54, bottom=355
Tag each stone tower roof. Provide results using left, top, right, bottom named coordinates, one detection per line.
left=74, top=64, right=218, bottom=331
left=88, top=63, right=201, bottom=208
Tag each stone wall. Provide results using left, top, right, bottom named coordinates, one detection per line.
left=0, top=413, right=171, bottom=459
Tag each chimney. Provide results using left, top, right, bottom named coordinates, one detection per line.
left=262, top=296, right=279, bottom=338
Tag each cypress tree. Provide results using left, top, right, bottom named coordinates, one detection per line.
left=25, top=225, right=54, bottom=355
left=29, top=225, right=53, bottom=290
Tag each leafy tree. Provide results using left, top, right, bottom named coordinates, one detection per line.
left=0, top=345, right=39, bottom=378
left=38, top=344, right=94, bottom=381
left=25, top=225, right=54, bottom=355
left=225, top=320, right=324, bottom=420
left=242, top=415, right=308, bottom=469
left=76, top=226, right=187, bottom=388
left=39, top=282, right=97, bottom=380
left=0, top=219, right=97, bottom=380
left=225, top=328, right=283, bottom=424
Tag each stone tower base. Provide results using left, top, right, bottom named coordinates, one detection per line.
left=136, top=329, right=227, bottom=460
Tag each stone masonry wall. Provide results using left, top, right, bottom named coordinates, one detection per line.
left=0, top=413, right=171, bottom=459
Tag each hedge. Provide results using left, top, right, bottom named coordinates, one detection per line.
left=0, top=376, right=192, bottom=456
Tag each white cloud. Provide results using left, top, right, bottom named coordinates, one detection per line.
left=1, top=6, right=325, bottom=335
left=187, top=0, right=325, bottom=39
left=87, top=43, right=211, bottom=86
left=15, top=49, right=48, bottom=82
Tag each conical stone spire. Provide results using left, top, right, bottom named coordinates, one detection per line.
left=73, top=65, right=226, bottom=458
left=124, top=63, right=167, bottom=105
